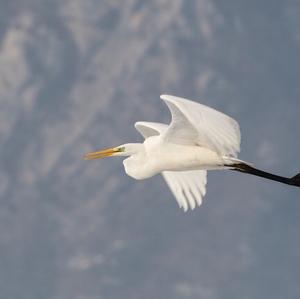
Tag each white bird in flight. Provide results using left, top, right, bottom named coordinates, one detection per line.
left=85, top=95, right=300, bottom=211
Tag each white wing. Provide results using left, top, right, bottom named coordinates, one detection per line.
left=135, top=121, right=207, bottom=211
left=160, top=95, right=241, bottom=157
left=134, top=121, right=167, bottom=139
left=162, top=170, right=207, bottom=211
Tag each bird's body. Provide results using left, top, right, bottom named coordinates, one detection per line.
left=123, top=138, right=226, bottom=180
left=85, top=94, right=300, bottom=211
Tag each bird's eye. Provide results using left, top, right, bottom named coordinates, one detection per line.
left=117, top=146, right=125, bottom=152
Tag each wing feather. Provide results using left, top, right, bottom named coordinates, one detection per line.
left=160, top=95, right=241, bottom=157
left=162, top=170, right=207, bottom=211
left=134, top=121, right=167, bottom=139
left=134, top=95, right=238, bottom=210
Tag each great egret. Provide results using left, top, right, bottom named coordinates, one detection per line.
left=85, top=95, right=300, bottom=211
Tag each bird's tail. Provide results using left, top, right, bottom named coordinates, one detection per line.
left=222, top=157, right=253, bottom=168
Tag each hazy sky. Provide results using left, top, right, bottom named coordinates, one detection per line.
left=0, top=1, right=300, bottom=298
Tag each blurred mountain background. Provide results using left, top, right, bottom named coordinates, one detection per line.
left=0, top=1, right=300, bottom=298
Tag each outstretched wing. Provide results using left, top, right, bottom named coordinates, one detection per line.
left=134, top=121, right=167, bottom=139
left=160, top=95, right=241, bottom=157
left=162, top=170, right=207, bottom=211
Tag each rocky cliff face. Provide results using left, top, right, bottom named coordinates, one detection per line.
left=0, top=1, right=300, bottom=298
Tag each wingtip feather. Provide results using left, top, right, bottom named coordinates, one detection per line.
left=160, top=94, right=176, bottom=102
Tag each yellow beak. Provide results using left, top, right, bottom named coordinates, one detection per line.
left=84, top=147, right=119, bottom=160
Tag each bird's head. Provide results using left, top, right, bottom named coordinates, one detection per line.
left=84, top=143, right=149, bottom=180
left=84, top=143, right=143, bottom=160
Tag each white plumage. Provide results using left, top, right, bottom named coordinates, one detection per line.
left=135, top=119, right=209, bottom=210
left=160, top=95, right=240, bottom=157
left=85, top=95, right=243, bottom=211
left=162, top=170, right=207, bottom=211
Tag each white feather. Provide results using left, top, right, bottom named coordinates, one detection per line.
left=132, top=95, right=242, bottom=211
left=134, top=121, right=167, bottom=139
left=135, top=121, right=208, bottom=210
left=162, top=170, right=207, bottom=211
left=160, top=95, right=241, bottom=157
left=87, top=94, right=244, bottom=211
